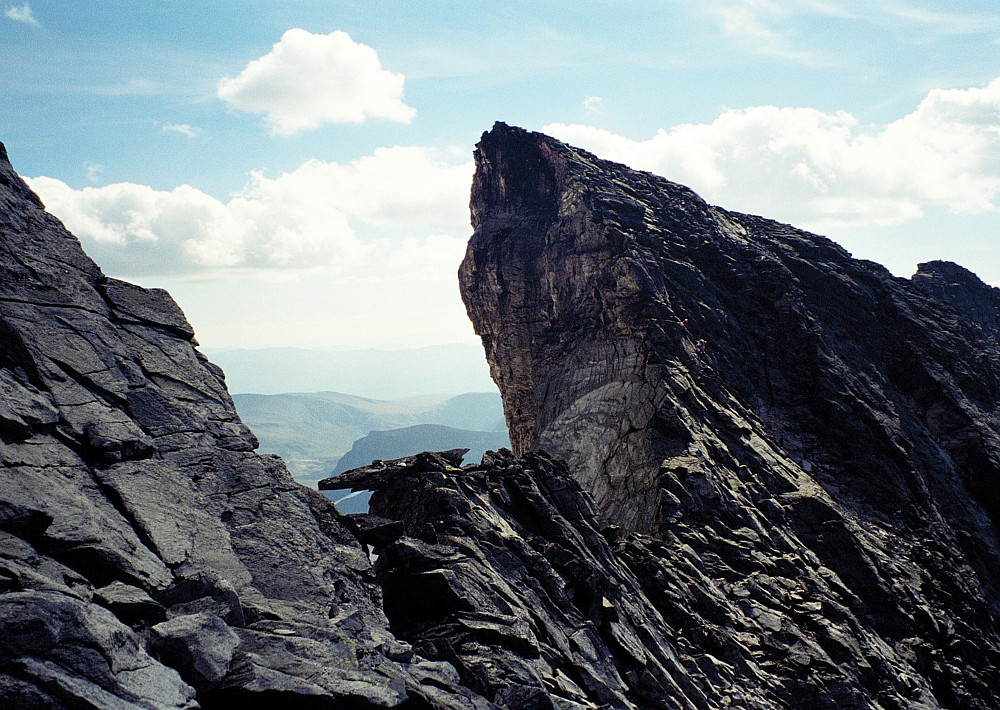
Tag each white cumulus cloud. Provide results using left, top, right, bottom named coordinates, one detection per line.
left=26, top=146, right=472, bottom=279
left=217, top=28, right=416, bottom=135
left=249, top=146, right=472, bottom=233
left=5, top=2, right=38, bottom=25
left=27, top=177, right=352, bottom=274
left=544, top=76, right=1000, bottom=231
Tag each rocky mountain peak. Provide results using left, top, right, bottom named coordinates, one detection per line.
left=462, top=123, right=1000, bottom=536
left=0, top=141, right=43, bottom=210
left=461, top=123, right=1000, bottom=706
left=912, top=259, right=1000, bottom=344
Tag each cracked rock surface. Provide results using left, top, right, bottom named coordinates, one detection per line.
left=459, top=123, right=1000, bottom=707
left=0, top=141, right=490, bottom=709
left=324, top=449, right=712, bottom=709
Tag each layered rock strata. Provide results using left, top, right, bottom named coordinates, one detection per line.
left=460, top=123, right=1000, bottom=707
left=324, top=449, right=712, bottom=709
left=0, top=142, right=489, bottom=709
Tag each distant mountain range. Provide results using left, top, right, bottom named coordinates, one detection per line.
left=231, top=390, right=508, bottom=489
left=203, top=345, right=497, bottom=398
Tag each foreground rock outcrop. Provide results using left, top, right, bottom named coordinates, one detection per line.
left=0, top=142, right=489, bottom=709
left=460, top=123, right=1000, bottom=707
left=324, top=449, right=712, bottom=709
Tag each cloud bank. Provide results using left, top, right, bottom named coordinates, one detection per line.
left=29, top=76, right=1000, bottom=288
left=544, top=77, right=1000, bottom=231
left=217, top=29, right=416, bottom=134
left=28, top=146, right=472, bottom=278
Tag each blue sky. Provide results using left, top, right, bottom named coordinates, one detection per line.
left=2, top=1, right=999, bottom=350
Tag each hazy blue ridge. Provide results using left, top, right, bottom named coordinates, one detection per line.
left=231, top=390, right=507, bottom=490
left=332, top=423, right=510, bottom=475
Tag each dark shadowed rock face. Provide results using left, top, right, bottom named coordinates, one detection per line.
left=0, top=142, right=491, bottom=710
left=912, top=260, right=1000, bottom=347
left=325, top=450, right=714, bottom=710
left=461, top=123, right=1000, bottom=707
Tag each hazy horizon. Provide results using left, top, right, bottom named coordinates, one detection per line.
left=203, top=343, right=498, bottom=398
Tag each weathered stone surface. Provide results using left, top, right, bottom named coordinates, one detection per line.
left=95, top=580, right=167, bottom=625
left=912, top=259, right=1000, bottom=347
left=459, top=123, right=1000, bottom=707
left=325, top=450, right=709, bottom=709
left=150, top=613, right=241, bottom=689
left=0, top=141, right=493, bottom=709
left=0, top=590, right=197, bottom=709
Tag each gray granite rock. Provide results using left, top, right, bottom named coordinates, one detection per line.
left=150, top=613, right=241, bottom=689
left=0, top=141, right=492, bottom=709
left=324, top=450, right=709, bottom=709
left=459, top=123, right=1000, bottom=707
left=0, top=590, right=197, bottom=709
left=95, top=580, right=166, bottom=625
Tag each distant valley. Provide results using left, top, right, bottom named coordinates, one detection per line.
left=231, top=390, right=510, bottom=492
